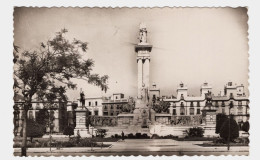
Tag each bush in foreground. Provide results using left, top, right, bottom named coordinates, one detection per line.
left=219, top=118, right=239, bottom=142
left=185, top=127, right=204, bottom=137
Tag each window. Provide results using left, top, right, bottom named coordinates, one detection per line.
left=117, top=105, right=120, bottom=109
left=116, top=96, right=118, bottom=99
left=230, top=93, right=234, bottom=98
left=111, top=105, right=114, bottom=109
left=196, top=108, right=200, bottom=115
left=221, top=101, right=225, bottom=107
left=110, top=112, right=113, bottom=116
left=104, top=105, right=107, bottom=110
left=181, top=102, right=184, bottom=107
left=190, top=108, right=194, bottom=115
left=95, top=101, right=98, bottom=106
left=103, top=112, right=108, bottom=116
left=89, top=102, right=91, bottom=106
left=180, top=94, right=184, bottom=100
left=238, top=106, right=243, bottom=115
left=215, top=101, right=219, bottom=107
left=173, top=109, right=176, bottom=115
left=94, top=110, right=98, bottom=116
left=197, top=102, right=200, bottom=107
left=29, top=111, right=34, bottom=119
left=238, top=101, right=242, bottom=106
left=190, top=102, right=194, bottom=107
left=222, top=108, right=225, bottom=114
left=180, top=107, right=185, bottom=115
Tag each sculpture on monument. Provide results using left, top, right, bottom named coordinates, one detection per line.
left=139, top=22, right=147, bottom=44
left=80, top=91, right=85, bottom=108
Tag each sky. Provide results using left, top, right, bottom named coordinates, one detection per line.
left=14, top=7, right=249, bottom=101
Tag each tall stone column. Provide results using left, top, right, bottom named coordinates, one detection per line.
left=137, top=58, right=143, bottom=98
left=143, top=58, right=150, bottom=92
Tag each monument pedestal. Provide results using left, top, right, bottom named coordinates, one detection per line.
left=202, top=108, right=218, bottom=137
left=133, top=99, right=155, bottom=128
left=74, top=107, right=92, bottom=137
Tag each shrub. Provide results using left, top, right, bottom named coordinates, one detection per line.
left=186, top=127, right=204, bottom=137
left=127, top=133, right=134, bottom=139
left=151, top=134, right=160, bottom=139
left=22, top=119, right=44, bottom=142
left=242, top=121, right=250, bottom=132
left=114, top=134, right=119, bottom=138
left=142, top=133, right=148, bottom=138
left=216, top=113, right=228, bottom=134
left=220, top=118, right=239, bottom=142
left=95, top=129, right=107, bottom=138
left=63, top=125, right=74, bottom=137
left=135, top=133, right=142, bottom=139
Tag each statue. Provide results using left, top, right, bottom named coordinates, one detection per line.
left=205, top=90, right=213, bottom=110
left=141, top=83, right=148, bottom=102
left=139, top=22, right=147, bottom=44
left=80, top=91, right=85, bottom=108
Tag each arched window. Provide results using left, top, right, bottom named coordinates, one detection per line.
left=180, top=107, right=185, bottom=115
left=89, top=101, right=91, bottom=106
left=95, top=101, right=98, bottom=106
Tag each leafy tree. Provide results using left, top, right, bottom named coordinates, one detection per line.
left=242, top=121, right=250, bottom=132
left=153, top=101, right=170, bottom=113
left=20, top=119, right=44, bottom=142
left=13, top=29, right=108, bottom=156
left=220, top=118, right=239, bottom=142
left=215, top=113, right=228, bottom=134
left=122, top=98, right=135, bottom=113
left=63, top=125, right=74, bottom=137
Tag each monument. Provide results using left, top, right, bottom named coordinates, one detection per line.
left=133, top=23, right=155, bottom=128
left=202, top=91, right=218, bottom=136
left=74, top=92, right=92, bottom=137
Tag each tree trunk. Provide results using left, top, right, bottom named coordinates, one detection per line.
left=21, top=109, right=28, bottom=157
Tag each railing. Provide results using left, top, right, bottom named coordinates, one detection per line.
left=102, top=99, right=128, bottom=103
left=89, top=116, right=117, bottom=126
left=170, top=115, right=204, bottom=126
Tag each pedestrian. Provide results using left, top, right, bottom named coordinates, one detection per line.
left=121, top=131, right=125, bottom=141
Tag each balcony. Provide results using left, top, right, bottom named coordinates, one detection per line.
left=102, top=99, right=128, bottom=104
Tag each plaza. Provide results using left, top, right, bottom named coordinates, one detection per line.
left=13, top=8, right=250, bottom=156
left=13, top=139, right=249, bottom=156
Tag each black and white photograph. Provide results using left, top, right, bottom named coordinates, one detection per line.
left=13, top=7, right=249, bottom=156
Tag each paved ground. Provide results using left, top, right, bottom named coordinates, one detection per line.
left=14, top=139, right=249, bottom=156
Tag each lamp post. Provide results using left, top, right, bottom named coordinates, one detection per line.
left=90, top=126, right=94, bottom=151
left=227, top=101, right=234, bottom=151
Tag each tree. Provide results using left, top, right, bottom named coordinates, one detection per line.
left=215, top=113, right=228, bottom=134
left=242, top=121, right=250, bottom=132
left=13, top=29, right=108, bottom=156
left=220, top=118, right=239, bottom=142
left=63, top=125, right=74, bottom=137
left=20, top=119, right=44, bottom=142
left=153, top=101, right=170, bottom=113
left=36, top=108, right=49, bottom=132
